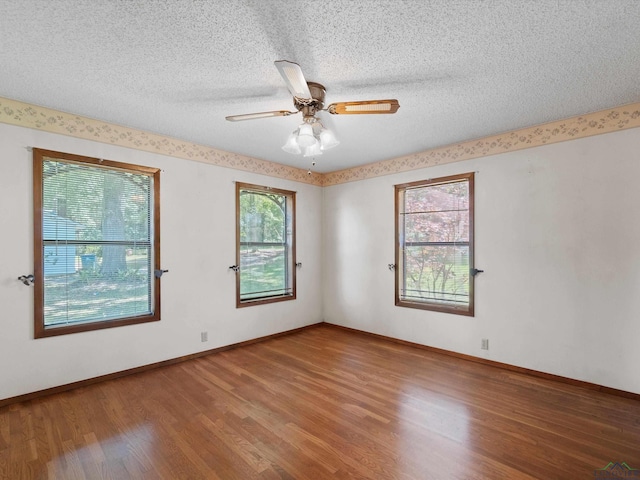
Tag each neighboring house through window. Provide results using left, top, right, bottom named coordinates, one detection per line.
left=33, top=149, right=161, bottom=337
left=235, top=182, right=296, bottom=307
left=395, top=172, right=475, bottom=316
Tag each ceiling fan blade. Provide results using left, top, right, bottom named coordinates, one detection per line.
left=327, top=99, right=400, bottom=115
left=274, top=60, right=312, bottom=101
left=225, top=110, right=296, bottom=122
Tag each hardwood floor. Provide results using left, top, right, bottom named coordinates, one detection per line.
left=1, top=324, right=639, bottom=479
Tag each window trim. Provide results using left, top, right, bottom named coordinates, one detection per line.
left=235, top=182, right=296, bottom=308
left=33, top=148, right=161, bottom=338
left=394, top=172, right=475, bottom=316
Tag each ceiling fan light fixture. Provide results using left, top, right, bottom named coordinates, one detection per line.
left=282, top=121, right=338, bottom=155
left=296, top=123, right=317, bottom=147
left=282, top=132, right=302, bottom=154
left=227, top=61, right=400, bottom=155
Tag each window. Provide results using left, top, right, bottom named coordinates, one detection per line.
left=33, top=149, right=161, bottom=337
left=395, top=172, right=474, bottom=315
left=236, top=182, right=296, bottom=307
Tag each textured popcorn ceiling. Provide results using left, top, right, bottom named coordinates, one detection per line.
left=1, top=1, right=639, bottom=173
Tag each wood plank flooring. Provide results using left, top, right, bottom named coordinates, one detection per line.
left=1, top=324, right=639, bottom=479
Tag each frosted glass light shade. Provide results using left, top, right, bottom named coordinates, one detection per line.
left=296, top=123, right=317, bottom=148
left=282, top=122, right=339, bottom=155
left=282, top=132, right=302, bottom=154
left=303, top=142, right=322, bottom=157
left=319, top=129, right=340, bottom=150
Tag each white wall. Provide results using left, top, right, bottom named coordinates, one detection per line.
left=4, top=119, right=640, bottom=401
left=323, top=128, right=640, bottom=395
left=0, top=123, right=324, bottom=401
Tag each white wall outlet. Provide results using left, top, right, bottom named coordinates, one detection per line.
left=481, top=338, right=489, bottom=350
left=201, top=331, right=208, bottom=342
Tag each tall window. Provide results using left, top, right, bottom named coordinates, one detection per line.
left=33, top=149, right=161, bottom=338
left=236, top=183, right=296, bottom=307
left=395, top=173, right=474, bottom=316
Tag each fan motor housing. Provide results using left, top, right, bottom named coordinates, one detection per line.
left=294, top=82, right=326, bottom=117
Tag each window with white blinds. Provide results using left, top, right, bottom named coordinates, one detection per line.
left=33, top=149, right=161, bottom=337
left=395, top=173, right=475, bottom=316
left=236, top=183, right=296, bottom=307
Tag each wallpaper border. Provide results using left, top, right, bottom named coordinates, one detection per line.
left=0, top=97, right=323, bottom=186
left=322, top=102, right=640, bottom=186
left=2, top=96, right=640, bottom=187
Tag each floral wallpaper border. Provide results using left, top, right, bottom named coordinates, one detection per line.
left=0, top=97, right=323, bottom=186
left=2, top=96, right=640, bottom=188
left=322, top=102, right=640, bottom=186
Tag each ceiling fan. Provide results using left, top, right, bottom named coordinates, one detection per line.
left=225, top=60, right=400, bottom=156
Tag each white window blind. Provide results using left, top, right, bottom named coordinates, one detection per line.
left=35, top=150, right=160, bottom=335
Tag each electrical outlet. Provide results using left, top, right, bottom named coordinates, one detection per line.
left=201, top=331, right=208, bottom=342
left=481, top=338, right=489, bottom=350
